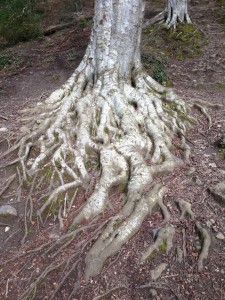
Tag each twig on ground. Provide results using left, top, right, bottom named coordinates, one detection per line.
left=0, top=115, right=9, bottom=121
left=93, top=285, right=130, bottom=300
left=0, top=174, right=16, bottom=198
left=137, top=282, right=180, bottom=299
left=182, top=228, right=187, bottom=262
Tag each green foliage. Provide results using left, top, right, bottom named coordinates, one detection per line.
left=218, top=17, right=225, bottom=24
left=0, top=52, right=25, bottom=69
left=56, top=0, right=83, bottom=23
left=217, top=136, right=225, bottom=157
left=0, top=53, right=11, bottom=68
left=0, top=0, right=41, bottom=46
left=141, top=53, right=171, bottom=85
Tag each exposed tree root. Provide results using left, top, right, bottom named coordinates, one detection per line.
left=151, top=262, right=168, bottom=280
left=0, top=62, right=192, bottom=282
left=144, top=12, right=165, bottom=27
left=177, top=199, right=195, bottom=220
left=195, top=221, right=211, bottom=271
left=137, top=281, right=180, bottom=299
left=142, top=225, right=175, bottom=261
left=193, top=103, right=212, bottom=128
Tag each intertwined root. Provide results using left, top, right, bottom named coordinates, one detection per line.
left=0, top=66, right=193, bottom=295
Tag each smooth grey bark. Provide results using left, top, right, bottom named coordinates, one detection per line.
left=87, top=0, right=145, bottom=81
left=165, top=0, right=191, bottom=28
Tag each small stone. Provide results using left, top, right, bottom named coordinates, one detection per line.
left=150, top=289, right=158, bottom=297
left=0, top=205, right=17, bottom=217
left=218, top=169, right=225, bottom=175
left=206, top=220, right=212, bottom=227
left=210, top=219, right=215, bottom=224
left=209, top=163, right=217, bottom=168
left=5, top=226, right=10, bottom=232
left=204, top=169, right=212, bottom=175
left=209, top=182, right=225, bottom=205
left=186, top=167, right=196, bottom=176
left=212, top=226, right=218, bottom=232
left=0, top=127, right=8, bottom=132
left=216, top=233, right=225, bottom=240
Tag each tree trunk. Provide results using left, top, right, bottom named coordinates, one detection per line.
left=79, top=0, right=145, bottom=82
left=165, top=0, right=191, bottom=29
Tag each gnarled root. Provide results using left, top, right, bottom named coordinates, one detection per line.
left=0, top=62, right=192, bottom=289
left=177, top=199, right=195, bottom=220
left=196, top=221, right=211, bottom=271
left=141, top=225, right=175, bottom=261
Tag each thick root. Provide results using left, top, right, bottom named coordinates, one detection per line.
left=141, top=225, right=175, bottom=261
left=0, top=65, right=192, bottom=285
left=151, top=262, right=168, bottom=280
left=196, top=221, right=211, bottom=271
left=177, top=199, right=195, bottom=220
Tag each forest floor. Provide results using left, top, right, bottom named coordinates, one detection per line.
left=0, top=0, right=225, bottom=299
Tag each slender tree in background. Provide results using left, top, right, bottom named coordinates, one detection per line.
left=146, top=0, right=191, bottom=28
left=1, top=1, right=209, bottom=298
left=165, top=0, right=191, bottom=28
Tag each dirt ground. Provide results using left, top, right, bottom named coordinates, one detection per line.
left=0, top=0, right=225, bottom=299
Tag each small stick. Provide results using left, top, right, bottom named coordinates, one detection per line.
left=182, top=228, right=187, bottom=261
left=0, top=115, right=8, bottom=121
left=5, top=279, right=9, bottom=297
left=0, top=222, right=10, bottom=226
left=0, top=174, right=16, bottom=198
left=93, top=285, right=130, bottom=300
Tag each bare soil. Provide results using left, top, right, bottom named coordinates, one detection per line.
left=0, top=0, right=225, bottom=299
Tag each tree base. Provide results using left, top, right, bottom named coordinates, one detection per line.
left=0, top=62, right=207, bottom=299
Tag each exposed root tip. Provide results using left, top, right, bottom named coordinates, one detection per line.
left=196, top=221, right=211, bottom=271
left=177, top=199, right=195, bottom=220
left=141, top=225, right=175, bottom=261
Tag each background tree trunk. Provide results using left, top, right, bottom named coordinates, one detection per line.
left=165, top=0, right=191, bottom=28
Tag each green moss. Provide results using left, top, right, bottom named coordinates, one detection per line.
left=104, top=127, right=109, bottom=134
left=141, top=52, right=170, bottom=85
left=218, top=17, right=225, bottom=24
left=217, top=136, right=225, bottom=157
left=215, top=82, right=225, bottom=89
left=118, top=182, right=128, bottom=193
left=178, top=112, right=196, bottom=124
left=69, top=224, right=78, bottom=231
left=143, top=23, right=207, bottom=63
left=148, top=239, right=167, bottom=258
left=0, top=52, right=25, bottom=70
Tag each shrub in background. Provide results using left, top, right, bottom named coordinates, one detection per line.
left=0, top=0, right=41, bottom=46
